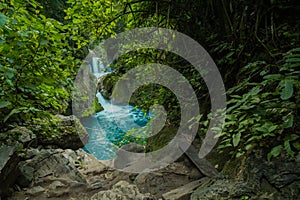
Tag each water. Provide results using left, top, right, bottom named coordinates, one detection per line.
left=81, top=57, right=152, bottom=160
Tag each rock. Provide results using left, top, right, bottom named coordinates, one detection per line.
left=191, top=153, right=300, bottom=200
left=0, top=145, right=20, bottom=197
left=48, top=180, right=66, bottom=190
left=16, top=148, right=86, bottom=189
left=12, top=127, right=37, bottom=145
left=134, top=161, right=201, bottom=198
left=16, top=164, right=34, bottom=187
left=46, top=189, right=69, bottom=198
left=0, top=126, right=37, bottom=148
left=98, top=73, right=115, bottom=99
left=38, top=115, right=89, bottom=150
left=121, top=143, right=145, bottom=153
left=91, top=181, right=156, bottom=200
left=189, top=168, right=202, bottom=180
left=25, top=186, right=45, bottom=196
left=162, top=178, right=210, bottom=200
left=112, top=143, right=146, bottom=170
left=24, top=148, right=40, bottom=159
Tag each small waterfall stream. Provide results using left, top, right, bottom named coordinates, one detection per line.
left=81, top=58, right=152, bottom=160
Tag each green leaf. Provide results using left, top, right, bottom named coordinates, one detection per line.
left=285, top=58, right=300, bottom=63
left=6, top=79, right=14, bottom=87
left=0, top=101, right=11, bottom=108
left=245, top=144, right=253, bottom=151
left=267, top=145, right=282, bottom=161
left=263, top=74, right=282, bottom=80
left=5, top=70, right=14, bottom=79
left=284, top=134, right=299, bottom=142
left=292, top=142, right=300, bottom=150
left=4, top=108, right=20, bottom=123
left=232, top=132, right=241, bottom=147
left=282, top=114, right=294, bottom=128
left=236, top=151, right=244, bottom=158
left=248, top=86, right=261, bottom=95
left=284, top=140, right=294, bottom=157
left=279, top=79, right=294, bottom=100
left=0, top=13, right=8, bottom=27
left=40, top=39, right=49, bottom=45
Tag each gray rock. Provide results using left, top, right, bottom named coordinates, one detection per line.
left=162, top=178, right=210, bottom=200
left=48, top=180, right=66, bottom=190
left=24, top=148, right=40, bottom=159
left=98, top=73, right=115, bottom=99
left=0, top=145, right=20, bottom=197
left=17, top=149, right=86, bottom=189
left=191, top=153, right=300, bottom=200
left=121, top=143, right=145, bottom=153
left=91, top=181, right=156, bottom=200
left=16, top=163, right=34, bottom=187
left=25, top=186, right=45, bottom=196
left=0, top=126, right=37, bottom=147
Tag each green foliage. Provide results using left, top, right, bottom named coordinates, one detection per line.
left=0, top=0, right=80, bottom=126
left=116, top=127, right=147, bottom=147
left=1, top=0, right=299, bottom=164
left=201, top=47, right=300, bottom=160
left=29, top=115, right=61, bottom=138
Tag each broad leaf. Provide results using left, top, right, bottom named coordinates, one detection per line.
left=4, top=108, right=20, bottom=123
left=279, top=79, right=294, bottom=100
left=282, top=114, right=294, bottom=128
left=267, top=145, right=282, bottom=161
left=232, top=132, right=241, bottom=147
left=0, top=101, right=11, bottom=108
left=0, top=13, right=8, bottom=27
left=284, top=140, right=294, bottom=157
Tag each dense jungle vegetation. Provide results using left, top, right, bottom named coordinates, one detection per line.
left=0, top=0, right=299, bottom=161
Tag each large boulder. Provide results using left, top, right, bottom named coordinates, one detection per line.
left=38, top=115, right=89, bottom=150
left=97, top=73, right=116, bottom=99
left=191, top=153, right=300, bottom=200
left=16, top=148, right=86, bottom=188
left=10, top=148, right=133, bottom=199
left=0, top=145, right=20, bottom=197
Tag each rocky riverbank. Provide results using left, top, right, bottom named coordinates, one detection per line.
left=1, top=115, right=300, bottom=200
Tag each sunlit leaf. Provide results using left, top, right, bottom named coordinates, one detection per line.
left=232, top=132, right=241, bottom=147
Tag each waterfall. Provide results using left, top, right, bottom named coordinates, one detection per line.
left=81, top=57, right=153, bottom=160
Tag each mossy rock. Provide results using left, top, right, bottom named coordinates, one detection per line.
left=146, top=126, right=178, bottom=152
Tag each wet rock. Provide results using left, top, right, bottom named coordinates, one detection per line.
left=121, top=143, right=145, bottom=153
left=98, top=73, right=115, bottom=99
left=0, top=145, right=20, bottom=197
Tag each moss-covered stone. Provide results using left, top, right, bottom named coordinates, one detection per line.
left=146, top=126, right=178, bottom=152
left=73, top=65, right=98, bottom=118
left=97, top=73, right=118, bottom=100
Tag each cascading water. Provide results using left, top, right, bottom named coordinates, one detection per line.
left=81, top=57, right=152, bottom=160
